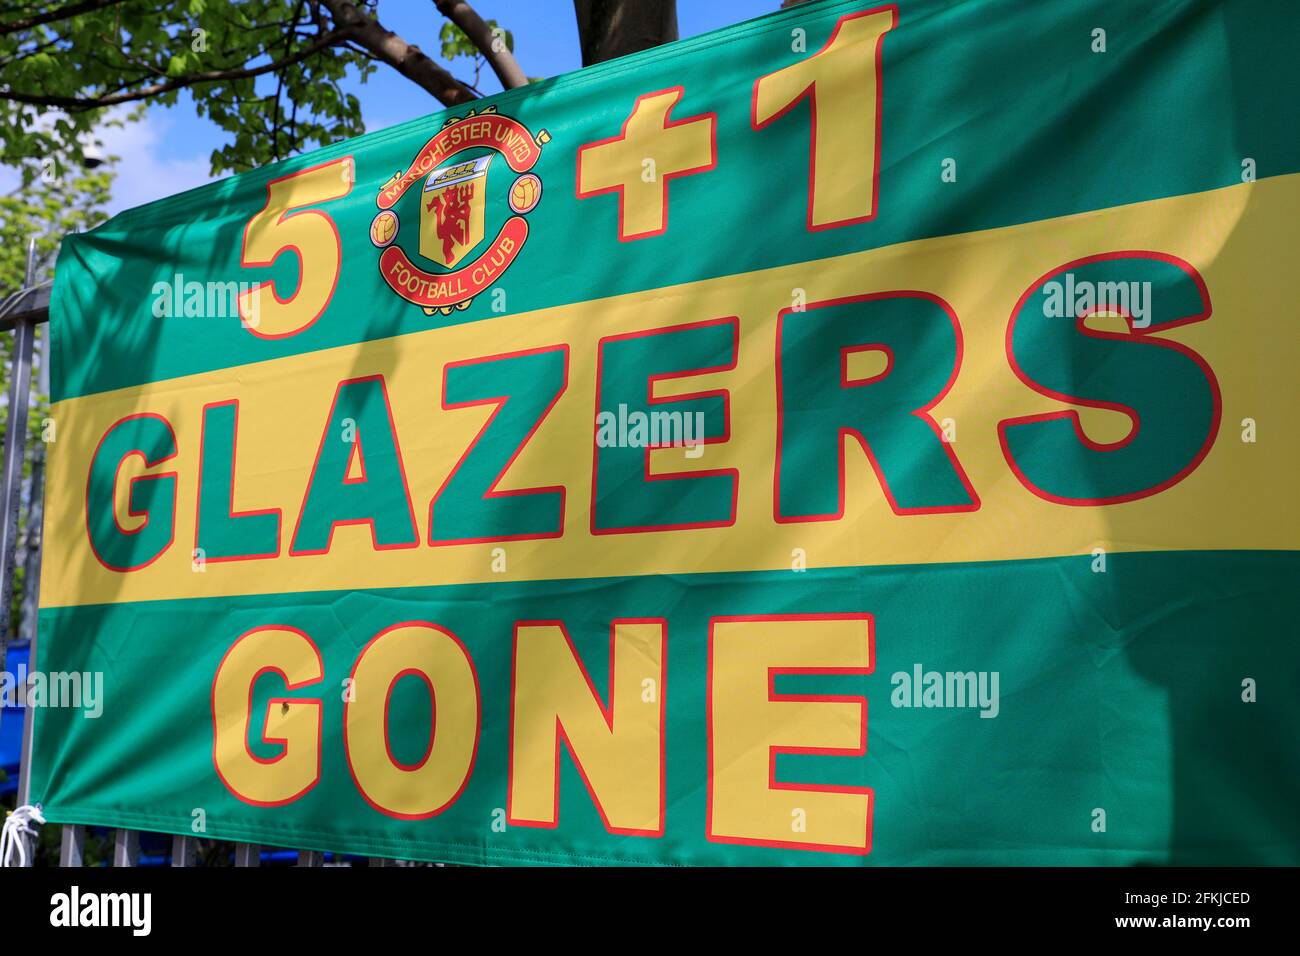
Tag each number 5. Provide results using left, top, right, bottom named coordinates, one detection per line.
left=238, top=157, right=354, bottom=338
left=753, top=7, right=896, bottom=231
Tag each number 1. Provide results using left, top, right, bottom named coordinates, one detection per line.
left=753, top=7, right=896, bottom=231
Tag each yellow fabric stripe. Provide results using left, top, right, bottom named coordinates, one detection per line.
left=41, top=175, right=1300, bottom=609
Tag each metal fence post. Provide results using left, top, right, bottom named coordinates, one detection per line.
left=171, top=834, right=197, bottom=867
left=18, top=320, right=48, bottom=644
left=59, top=824, right=86, bottom=867
left=1, top=241, right=41, bottom=867
left=0, top=240, right=38, bottom=660
left=234, top=842, right=261, bottom=867
left=113, top=829, right=140, bottom=867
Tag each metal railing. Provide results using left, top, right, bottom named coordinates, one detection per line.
left=0, top=242, right=419, bottom=868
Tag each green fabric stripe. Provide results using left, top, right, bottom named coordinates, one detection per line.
left=50, top=0, right=1299, bottom=400
left=28, top=549, right=1300, bottom=865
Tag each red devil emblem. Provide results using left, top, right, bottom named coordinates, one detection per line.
left=425, top=182, right=475, bottom=265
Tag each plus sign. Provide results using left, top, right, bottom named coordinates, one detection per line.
left=577, top=87, right=717, bottom=241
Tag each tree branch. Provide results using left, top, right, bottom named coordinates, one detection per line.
left=433, top=0, right=528, bottom=89
left=0, top=0, right=133, bottom=37
left=0, top=28, right=346, bottom=111
left=271, top=0, right=309, bottom=161
left=0, top=34, right=61, bottom=69
left=320, top=0, right=476, bottom=106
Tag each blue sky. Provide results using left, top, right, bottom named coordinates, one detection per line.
left=74, top=1, right=784, bottom=215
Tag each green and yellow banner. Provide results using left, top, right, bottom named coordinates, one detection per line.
left=32, top=0, right=1300, bottom=864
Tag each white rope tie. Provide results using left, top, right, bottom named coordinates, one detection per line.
left=0, top=804, right=44, bottom=867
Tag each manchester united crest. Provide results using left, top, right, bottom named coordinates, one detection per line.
left=371, top=106, right=549, bottom=315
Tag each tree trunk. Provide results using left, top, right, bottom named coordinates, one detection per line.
left=573, top=0, right=678, bottom=67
